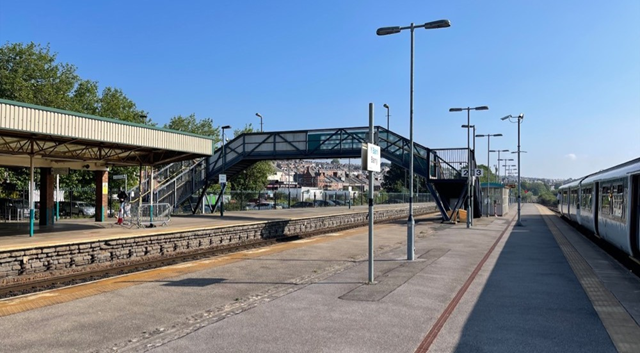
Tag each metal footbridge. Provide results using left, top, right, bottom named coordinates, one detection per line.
left=148, top=126, right=480, bottom=222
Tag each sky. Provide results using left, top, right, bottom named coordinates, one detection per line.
left=1, top=0, right=639, bottom=180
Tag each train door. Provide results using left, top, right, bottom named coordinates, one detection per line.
left=631, top=175, right=639, bottom=258
left=594, top=181, right=600, bottom=236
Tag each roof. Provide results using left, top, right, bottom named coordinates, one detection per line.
left=0, top=99, right=214, bottom=169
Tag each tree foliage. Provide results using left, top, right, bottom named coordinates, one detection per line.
left=477, top=164, right=498, bottom=184
left=381, top=164, right=407, bottom=193
left=164, top=114, right=219, bottom=140
left=0, top=42, right=152, bottom=201
left=0, top=42, right=78, bottom=109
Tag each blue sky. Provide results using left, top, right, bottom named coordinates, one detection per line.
left=1, top=0, right=639, bottom=179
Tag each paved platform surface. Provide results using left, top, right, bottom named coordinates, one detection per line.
left=0, top=204, right=638, bottom=352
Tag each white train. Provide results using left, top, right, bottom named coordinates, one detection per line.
left=558, top=157, right=640, bottom=259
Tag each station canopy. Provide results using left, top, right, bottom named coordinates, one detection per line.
left=0, top=99, right=214, bottom=170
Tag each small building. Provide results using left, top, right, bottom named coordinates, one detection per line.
left=479, top=182, right=510, bottom=216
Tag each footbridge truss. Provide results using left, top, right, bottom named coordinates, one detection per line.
left=153, top=126, right=480, bottom=221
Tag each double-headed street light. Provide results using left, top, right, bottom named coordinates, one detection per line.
left=377, top=19, right=451, bottom=260
left=461, top=125, right=476, bottom=152
left=491, top=150, right=509, bottom=183
left=449, top=106, right=489, bottom=228
left=498, top=157, right=514, bottom=183
left=501, top=113, right=524, bottom=226
left=255, top=113, right=263, bottom=132
left=475, top=133, right=502, bottom=217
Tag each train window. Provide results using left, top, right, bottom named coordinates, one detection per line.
left=581, top=188, right=592, bottom=212
left=612, top=183, right=625, bottom=220
left=601, top=185, right=611, bottom=216
left=570, top=190, right=578, bottom=206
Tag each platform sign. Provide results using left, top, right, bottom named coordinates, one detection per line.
left=474, top=169, right=484, bottom=177
left=361, top=143, right=381, bottom=172
left=219, top=174, right=227, bottom=183
left=52, top=168, right=69, bottom=175
left=461, top=169, right=469, bottom=177
left=113, top=174, right=126, bottom=180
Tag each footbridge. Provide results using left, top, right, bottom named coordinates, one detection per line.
left=153, top=127, right=481, bottom=222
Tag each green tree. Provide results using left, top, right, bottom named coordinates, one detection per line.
left=98, top=87, right=149, bottom=124
left=0, top=42, right=154, bottom=199
left=70, top=79, right=100, bottom=115
left=477, top=164, right=497, bottom=184
left=0, top=42, right=78, bottom=109
left=382, top=164, right=407, bottom=193
left=164, top=114, right=220, bottom=139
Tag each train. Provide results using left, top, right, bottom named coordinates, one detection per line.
left=558, top=157, right=640, bottom=260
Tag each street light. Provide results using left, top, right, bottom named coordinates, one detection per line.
left=220, top=125, right=231, bottom=217
left=498, top=157, right=514, bottom=183
left=501, top=113, right=524, bottom=226
left=490, top=150, right=509, bottom=183
left=377, top=19, right=451, bottom=260
left=255, top=113, right=263, bottom=132
left=461, top=125, right=476, bottom=153
left=476, top=133, right=502, bottom=217
left=383, top=104, right=390, bottom=130
left=449, top=105, right=489, bottom=228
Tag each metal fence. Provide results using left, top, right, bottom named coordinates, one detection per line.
left=176, top=190, right=434, bottom=214
left=114, top=202, right=172, bottom=228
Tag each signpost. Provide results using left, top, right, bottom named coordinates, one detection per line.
left=219, top=174, right=227, bottom=216
left=113, top=174, right=128, bottom=193
left=361, top=103, right=378, bottom=284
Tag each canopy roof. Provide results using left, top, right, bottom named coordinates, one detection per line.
left=0, top=99, right=214, bottom=170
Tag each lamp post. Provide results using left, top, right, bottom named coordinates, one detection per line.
left=498, top=157, right=514, bottom=183
left=449, top=106, right=489, bottom=228
left=461, top=124, right=476, bottom=154
left=491, top=150, right=509, bottom=183
left=475, top=133, right=502, bottom=217
left=255, top=113, right=263, bottom=132
left=383, top=104, right=390, bottom=130
left=501, top=114, right=524, bottom=226
left=377, top=19, right=451, bottom=260
left=220, top=125, right=231, bottom=217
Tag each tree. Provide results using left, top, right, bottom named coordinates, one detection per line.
left=0, top=42, right=154, bottom=199
left=164, top=114, right=220, bottom=140
left=98, top=87, right=149, bottom=124
left=0, top=42, right=78, bottom=109
left=382, top=164, right=407, bottom=193
left=477, top=164, right=497, bottom=184
left=331, top=158, right=340, bottom=165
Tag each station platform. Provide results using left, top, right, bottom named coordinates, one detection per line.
left=0, top=204, right=639, bottom=352
left=0, top=204, right=386, bottom=251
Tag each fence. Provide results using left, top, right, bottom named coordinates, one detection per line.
left=177, top=190, right=434, bottom=214
left=117, top=202, right=172, bottom=228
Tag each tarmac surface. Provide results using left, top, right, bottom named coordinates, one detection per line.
left=0, top=203, right=639, bottom=352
